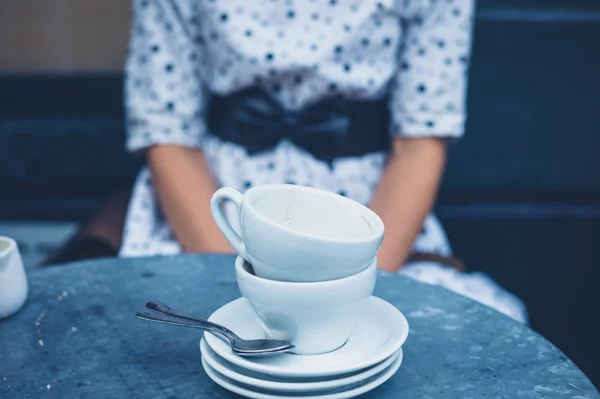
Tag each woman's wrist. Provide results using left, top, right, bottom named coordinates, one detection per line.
left=370, top=137, right=448, bottom=272
left=148, top=144, right=233, bottom=253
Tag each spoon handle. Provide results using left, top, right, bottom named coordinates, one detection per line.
left=135, top=311, right=233, bottom=344
left=145, top=301, right=237, bottom=340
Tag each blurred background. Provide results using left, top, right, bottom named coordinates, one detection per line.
left=0, top=0, right=599, bottom=387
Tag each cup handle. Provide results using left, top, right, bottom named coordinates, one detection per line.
left=210, top=188, right=248, bottom=259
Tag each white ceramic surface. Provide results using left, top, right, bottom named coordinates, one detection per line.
left=204, top=296, right=409, bottom=378
left=210, top=184, right=384, bottom=282
left=0, top=236, right=28, bottom=319
left=200, top=338, right=401, bottom=393
left=201, top=348, right=403, bottom=399
left=235, top=256, right=377, bottom=355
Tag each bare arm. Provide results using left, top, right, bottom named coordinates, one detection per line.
left=148, top=145, right=233, bottom=253
left=369, top=137, right=447, bottom=272
left=124, top=2, right=229, bottom=252
left=372, top=0, right=475, bottom=272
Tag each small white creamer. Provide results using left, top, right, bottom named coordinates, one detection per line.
left=0, top=236, right=28, bottom=319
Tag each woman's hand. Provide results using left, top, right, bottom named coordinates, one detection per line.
left=369, top=137, right=448, bottom=272
left=148, top=144, right=234, bottom=254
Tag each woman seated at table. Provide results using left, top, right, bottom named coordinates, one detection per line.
left=116, top=0, right=527, bottom=322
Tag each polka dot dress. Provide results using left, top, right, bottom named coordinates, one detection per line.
left=120, top=0, right=527, bottom=322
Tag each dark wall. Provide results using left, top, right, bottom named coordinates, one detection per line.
left=438, top=1, right=600, bottom=386
left=0, top=0, right=598, bottom=387
left=0, top=76, right=138, bottom=219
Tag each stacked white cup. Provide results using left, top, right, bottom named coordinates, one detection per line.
left=211, top=184, right=384, bottom=355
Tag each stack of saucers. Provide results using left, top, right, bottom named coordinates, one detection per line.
left=204, top=184, right=409, bottom=398
left=200, top=296, right=409, bottom=399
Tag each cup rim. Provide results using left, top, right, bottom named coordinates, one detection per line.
left=235, top=255, right=378, bottom=287
left=0, top=236, right=15, bottom=257
left=242, top=184, right=385, bottom=244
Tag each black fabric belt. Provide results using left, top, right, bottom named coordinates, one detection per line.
left=207, top=87, right=391, bottom=164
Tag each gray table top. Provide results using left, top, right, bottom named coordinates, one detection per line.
left=0, top=255, right=597, bottom=399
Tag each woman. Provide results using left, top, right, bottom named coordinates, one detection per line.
left=121, top=0, right=527, bottom=323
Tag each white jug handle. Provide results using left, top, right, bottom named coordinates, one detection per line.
left=0, top=237, right=14, bottom=269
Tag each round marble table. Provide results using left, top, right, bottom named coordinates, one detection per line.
left=0, top=255, right=597, bottom=398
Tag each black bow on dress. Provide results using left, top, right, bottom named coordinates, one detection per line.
left=207, top=87, right=390, bottom=164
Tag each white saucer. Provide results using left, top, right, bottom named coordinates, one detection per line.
left=204, top=296, right=409, bottom=378
left=200, top=338, right=401, bottom=393
left=201, top=348, right=403, bottom=399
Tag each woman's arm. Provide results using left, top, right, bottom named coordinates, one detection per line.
left=124, top=2, right=232, bottom=252
left=372, top=0, right=475, bottom=271
left=369, top=137, right=447, bottom=272
left=148, top=145, right=233, bottom=253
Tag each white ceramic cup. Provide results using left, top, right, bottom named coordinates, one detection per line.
left=0, top=236, right=28, bottom=319
left=211, top=184, right=384, bottom=282
left=235, top=255, right=378, bottom=355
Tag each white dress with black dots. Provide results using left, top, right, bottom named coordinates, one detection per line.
left=120, top=0, right=528, bottom=323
